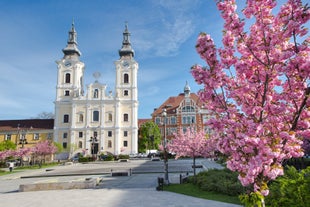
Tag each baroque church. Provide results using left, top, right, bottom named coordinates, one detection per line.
left=54, top=23, right=138, bottom=157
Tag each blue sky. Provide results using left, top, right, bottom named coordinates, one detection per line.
left=0, top=0, right=303, bottom=120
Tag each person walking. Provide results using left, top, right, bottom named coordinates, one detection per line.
left=8, top=162, right=14, bottom=172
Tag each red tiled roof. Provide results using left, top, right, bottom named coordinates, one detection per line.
left=0, top=119, right=54, bottom=132
left=152, top=93, right=203, bottom=116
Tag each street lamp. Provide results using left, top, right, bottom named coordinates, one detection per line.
left=19, top=130, right=28, bottom=148
left=162, top=108, right=169, bottom=184
left=89, top=136, right=98, bottom=160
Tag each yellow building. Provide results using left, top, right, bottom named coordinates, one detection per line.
left=0, top=119, right=54, bottom=149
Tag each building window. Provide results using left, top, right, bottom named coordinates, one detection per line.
left=93, top=111, right=99, bottom=122
left=124, top=73, right=129, bottom=83
left=5, top=134, right=11, bottom=141
left=65, top=73, right=71, bottom=83
left=79, top=141, right=83, bottom=148
left=124, top=131, right=128, bottom=137
left=63, top=142, right=67, bottom=149
left=94, top=89, right=99, bottom=98
left=108, top=131, right=112, bottom=137
left=123, top=113, right=128, bottom=122
left=124, top=90, right=128, bottom=96
left=108, top=140, right=112, bottom=148
left=64, top=114, right=69, bottom=123
left=123, top=141, right=128, bottom=147
left=182, top=106, right=195, bottom=112
left=65, top=90, right=70, bottom=96
left=47, top=133, right=53, bottom=139
left=63, top=133, right=68, bottom=139
left=79, top=132, right=83, bottom=138
left=182, top=116, right=196, bottom=124
left=171, top=116, right=176, bottom=124
left=108, top=113, right=113, bottom=122
left=33, top=133, right=39, bottom=140
left=79, top=114, right=84, bottom=122
left=155, top=117, right=161, bottom=125
left=94, top=131, right=98, bottom=137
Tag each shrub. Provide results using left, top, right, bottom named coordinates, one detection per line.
left=118, top=154, right=129, bottom=159
left=265, top=166, right=310, bottom=207
left=103, top=154, right=114, bottom=161
left=78, top=156, right=92, bottom=162
left=189, top=168, right=246, bottom=196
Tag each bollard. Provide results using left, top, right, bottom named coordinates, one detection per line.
left=156, top=177, right=164, bottom=191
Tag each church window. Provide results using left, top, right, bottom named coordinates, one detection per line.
left=79, top=132, right=83, bottom=138
left=124, top=90, right=128, bottom=96
left=63, top=132, right=68, bottom=138
left=78, top=141, right=83, bottom=148
left=108, top=113, right=113, bottom=122
left=123, top=140, right=128, bottom=147
left=63, top=142, right=67, bottom=149
left=108, top=131, right=112, bottom=137
left=64, top=114, right=69, bottom=123
left=93, top=111, right=99, bottom=122
left=124, top=73, right=129, bottom=83
left=79, top=114, right=84, bottom=122
left=65, top=90, right=70, bottom=96
left=124, top=131, right=128, bottom=137
left=123, top=113, right=129, bottom=122
left=108, top=140, right=112, bottom=148
left=65, top=73, right=71, bottom=83
left=94, top=89, right=99, bottom=98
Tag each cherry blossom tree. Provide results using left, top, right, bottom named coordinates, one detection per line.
left=168, top=128, right=215, bottom=177
left=191, top=0, right=309, bottom=206
left=32, top=140, right=57, bottom=166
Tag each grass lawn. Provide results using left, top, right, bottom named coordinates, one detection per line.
left=164, top=183, right=242, bottom=205
left=0, top=162, right=59, bottom=176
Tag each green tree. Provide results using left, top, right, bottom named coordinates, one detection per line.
left=138, top=121, right=161, bottom=153
left=0, top=140, right=16, bottom=151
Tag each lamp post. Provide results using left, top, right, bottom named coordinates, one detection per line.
left=162, top=108, right=169, bottom=184
left=89, top=136, right=98, bottom=160
left=19, top=130, right=28, bottom=148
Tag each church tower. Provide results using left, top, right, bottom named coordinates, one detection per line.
left=114, top=23, right=139, bottom=154
left=54, top=22, right=85, bottom=152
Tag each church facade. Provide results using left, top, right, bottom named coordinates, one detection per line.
left=54, top=23, right=138, bottom=157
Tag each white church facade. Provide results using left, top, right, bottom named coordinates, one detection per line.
left=54, top=23, right=138, bottom=157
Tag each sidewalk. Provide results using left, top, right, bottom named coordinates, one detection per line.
left=0, top=160, right=243, bottom=207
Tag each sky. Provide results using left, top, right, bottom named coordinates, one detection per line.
left=0, top=0, right=305, bottom=120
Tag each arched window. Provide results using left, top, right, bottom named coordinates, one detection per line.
left=78, top=141, right=83, bottom=148
left=123, top=113, right=129, bottom=122
left=93, top=111, right=99, bottom=122
left=124, top=73, right=129, bottom=83
left=64, top=114, right=69, bottom=123
left=108, top=140, right=112, bottom=148
left=65, top=73, right=71, bottom=83
left=94, top=89, right=99, bottom=98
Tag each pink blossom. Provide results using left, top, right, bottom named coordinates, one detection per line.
left=191, top=0, right=310, bottom=198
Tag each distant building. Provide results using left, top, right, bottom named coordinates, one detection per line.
left=0, top=119, right=54, bottom=149
left=53, top=23, right=138, bottom=157
left=152, top=82, right=210, bottom=141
